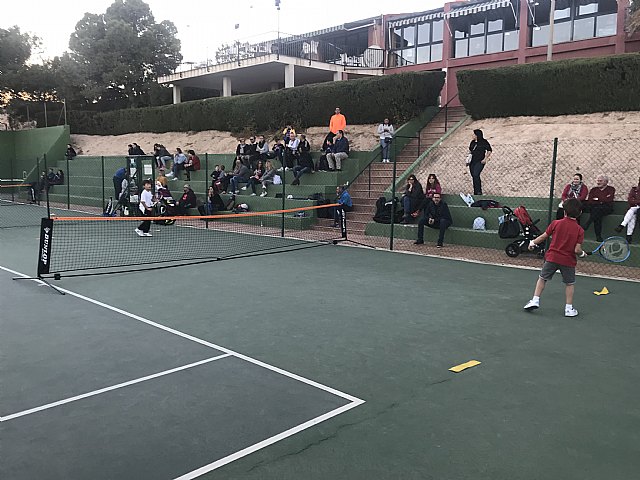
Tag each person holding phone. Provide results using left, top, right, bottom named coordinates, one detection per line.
left=377, top=118, right=394, bottom=163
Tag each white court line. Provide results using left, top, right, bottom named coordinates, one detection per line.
left=2, top=264, right=366, bottom=478
left=173, top=399, right=364, bottom=480
left=0, top=354, right=231, bottom=422
left=1, top=265, right=363, bottom=405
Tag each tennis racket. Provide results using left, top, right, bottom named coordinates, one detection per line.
left=587, top=236, right=630, bottom=263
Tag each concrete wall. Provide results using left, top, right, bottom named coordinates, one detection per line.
left=0, top=126, right=69, bottom=182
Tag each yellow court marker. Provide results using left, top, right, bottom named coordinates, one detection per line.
left=593, top=287, right=609, bottom=296
left=449, top=360, right=481, bottom=373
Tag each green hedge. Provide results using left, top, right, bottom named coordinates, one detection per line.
left=68, top=71, right=444, bottom=135
left=457, top=53, right=640, bottom=118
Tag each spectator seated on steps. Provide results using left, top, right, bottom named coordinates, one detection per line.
left=281, top=132, right=300, bottom=170
left=177, top=184, right=197, bottom=215
left=401, top=174, right=425, bottom=224
left=260, top=160, right=278, bottom=197
left=414, top=192, right=452, bottom=248
left=291, top=138, right=314, bottom=186
left=582, top=174, right=615, bottom=242
left=424, top=173, right=442, bottom=201
left=614, top=176, right=640, bottom=243
left=183, top=150, right=201, bottom=180
left=228, top=159, right=251, bottom=194
left=326, top=130, right=349, bottom=171
left=243, top=160, right=266, bottom=196
left=154, top=143, right=172, bottom=169
left=167, top=147, right=187, bottom=180
left=235, top=138, right=251, bottom=168
left=255, top=135, right=270, bottom=164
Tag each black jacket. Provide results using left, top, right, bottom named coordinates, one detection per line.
left=425, top=200, right=452, bottom=224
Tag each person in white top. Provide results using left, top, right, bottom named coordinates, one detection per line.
left=377, top=118, right=394, bottom=163
left=135, top=179, right=155, bottom=237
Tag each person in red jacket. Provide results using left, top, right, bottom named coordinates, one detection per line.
left=556, top=173, right=588, bottom=222
left=524, top=198, right=588, bottom=317
left=583, top=174, right=615, bottom=242
left=614, top=176, right=640, bottom=243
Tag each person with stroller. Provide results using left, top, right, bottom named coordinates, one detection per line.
left=401, top=174, right=425, bottom=224
left=524, top=198, right=588, bottom=317
left=556, top=173, right=588, bottom=223
left=614, top=176, right=640, bottom=243
left=468, top=129, right=492, bottom=196
left=414, top=192, right=452, bottom=248
left=583, top=174, right=615, bottom=242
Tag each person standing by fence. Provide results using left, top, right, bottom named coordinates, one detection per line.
left=468, top=129, right=492, bottom=196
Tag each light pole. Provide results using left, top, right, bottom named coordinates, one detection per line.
left=547, top=0, right=556, bottom=61
left=276, top=0, right=281, bottom=60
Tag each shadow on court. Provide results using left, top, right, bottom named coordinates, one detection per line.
left=1, top=224, right=640, bottom=480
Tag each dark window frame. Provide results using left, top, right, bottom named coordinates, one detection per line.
left=528, top=0, right=618, bottom=46
left=389, top=18, right=445, bottom=66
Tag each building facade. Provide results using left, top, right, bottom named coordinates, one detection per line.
left=386, top=0, right=639, bottom=105
left=159, top=0, right=640, bottom=105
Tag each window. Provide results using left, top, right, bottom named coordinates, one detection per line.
left=450, top=2, right=520, bottom=58
left=403, top=26, right=416, bottom=47
left=389, top=16, right=444, bottom=65
left=596, top=13, right=617, bottom=36
left=417, top=22, right=430, bottom=44
left=573, top=17, right=596, bottom=40
left=432, top=20, right=444, bottom=41
left=529, top=0, right=618, bottom=45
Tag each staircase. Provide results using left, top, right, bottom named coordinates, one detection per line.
left=343, top=106, right=468, bottom=235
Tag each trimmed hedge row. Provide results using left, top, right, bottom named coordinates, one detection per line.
left=69, top=71, right=444, bottom=135
left=457, top=53, right=640, bottom=118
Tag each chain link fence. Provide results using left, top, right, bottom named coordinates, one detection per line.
left=358, top=138, right=639, bottom=281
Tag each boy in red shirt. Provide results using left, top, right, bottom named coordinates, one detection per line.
left=523, top=198, right=589, bottom=317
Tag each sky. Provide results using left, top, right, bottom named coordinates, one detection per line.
left=2, top=0, right=444, bottom=66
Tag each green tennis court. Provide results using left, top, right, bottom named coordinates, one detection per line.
left=1, top=212, right=640, bottom=480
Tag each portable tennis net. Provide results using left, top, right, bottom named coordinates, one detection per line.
left=36, top=204, right=346, bottom=279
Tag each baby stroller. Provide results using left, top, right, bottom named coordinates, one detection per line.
left=503, top=206, right=545, bottom=258
left=154, top=187, right=178, bottom=225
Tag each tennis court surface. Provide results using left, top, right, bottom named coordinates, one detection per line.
left=2, top=216, right=640, bottom=480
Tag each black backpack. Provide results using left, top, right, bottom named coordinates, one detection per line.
left=373, top=196, right=403, bottom=224
left=316, top=155, right=330, bottom=172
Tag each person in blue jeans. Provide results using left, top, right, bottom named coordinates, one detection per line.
left=377, top=118, right=394, bottom=163
left=414, top=192, right=452, bottom=248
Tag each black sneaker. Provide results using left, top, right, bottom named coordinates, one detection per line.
left=414, top=240, right=424, bottom=245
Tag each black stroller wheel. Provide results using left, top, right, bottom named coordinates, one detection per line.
left=505, top=243, right=520, bottom=258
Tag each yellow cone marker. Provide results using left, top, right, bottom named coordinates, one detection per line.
left=449, top=360, right=481, bottom=373
left=593, top=287, right=609, bottom=296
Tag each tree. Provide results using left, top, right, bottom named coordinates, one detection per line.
left=630, top=1, right=640, bottom=35
left=67, top=0, right=182, bottom=109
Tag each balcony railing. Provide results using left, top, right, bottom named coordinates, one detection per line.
left=214, top=37, right=385, bottom=69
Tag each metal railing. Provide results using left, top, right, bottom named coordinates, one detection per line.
left=214, top=37, right=385, bottom=69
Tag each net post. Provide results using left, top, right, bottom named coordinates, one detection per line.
left=101, top=156, right=105, bottom=212
left=281, top=166, right=286, bottom=237
left=66, top=154, right=70, bottom=209
left=205, top=153, right=209, bottom=229
left=44, top=154, right=51, bottom=218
